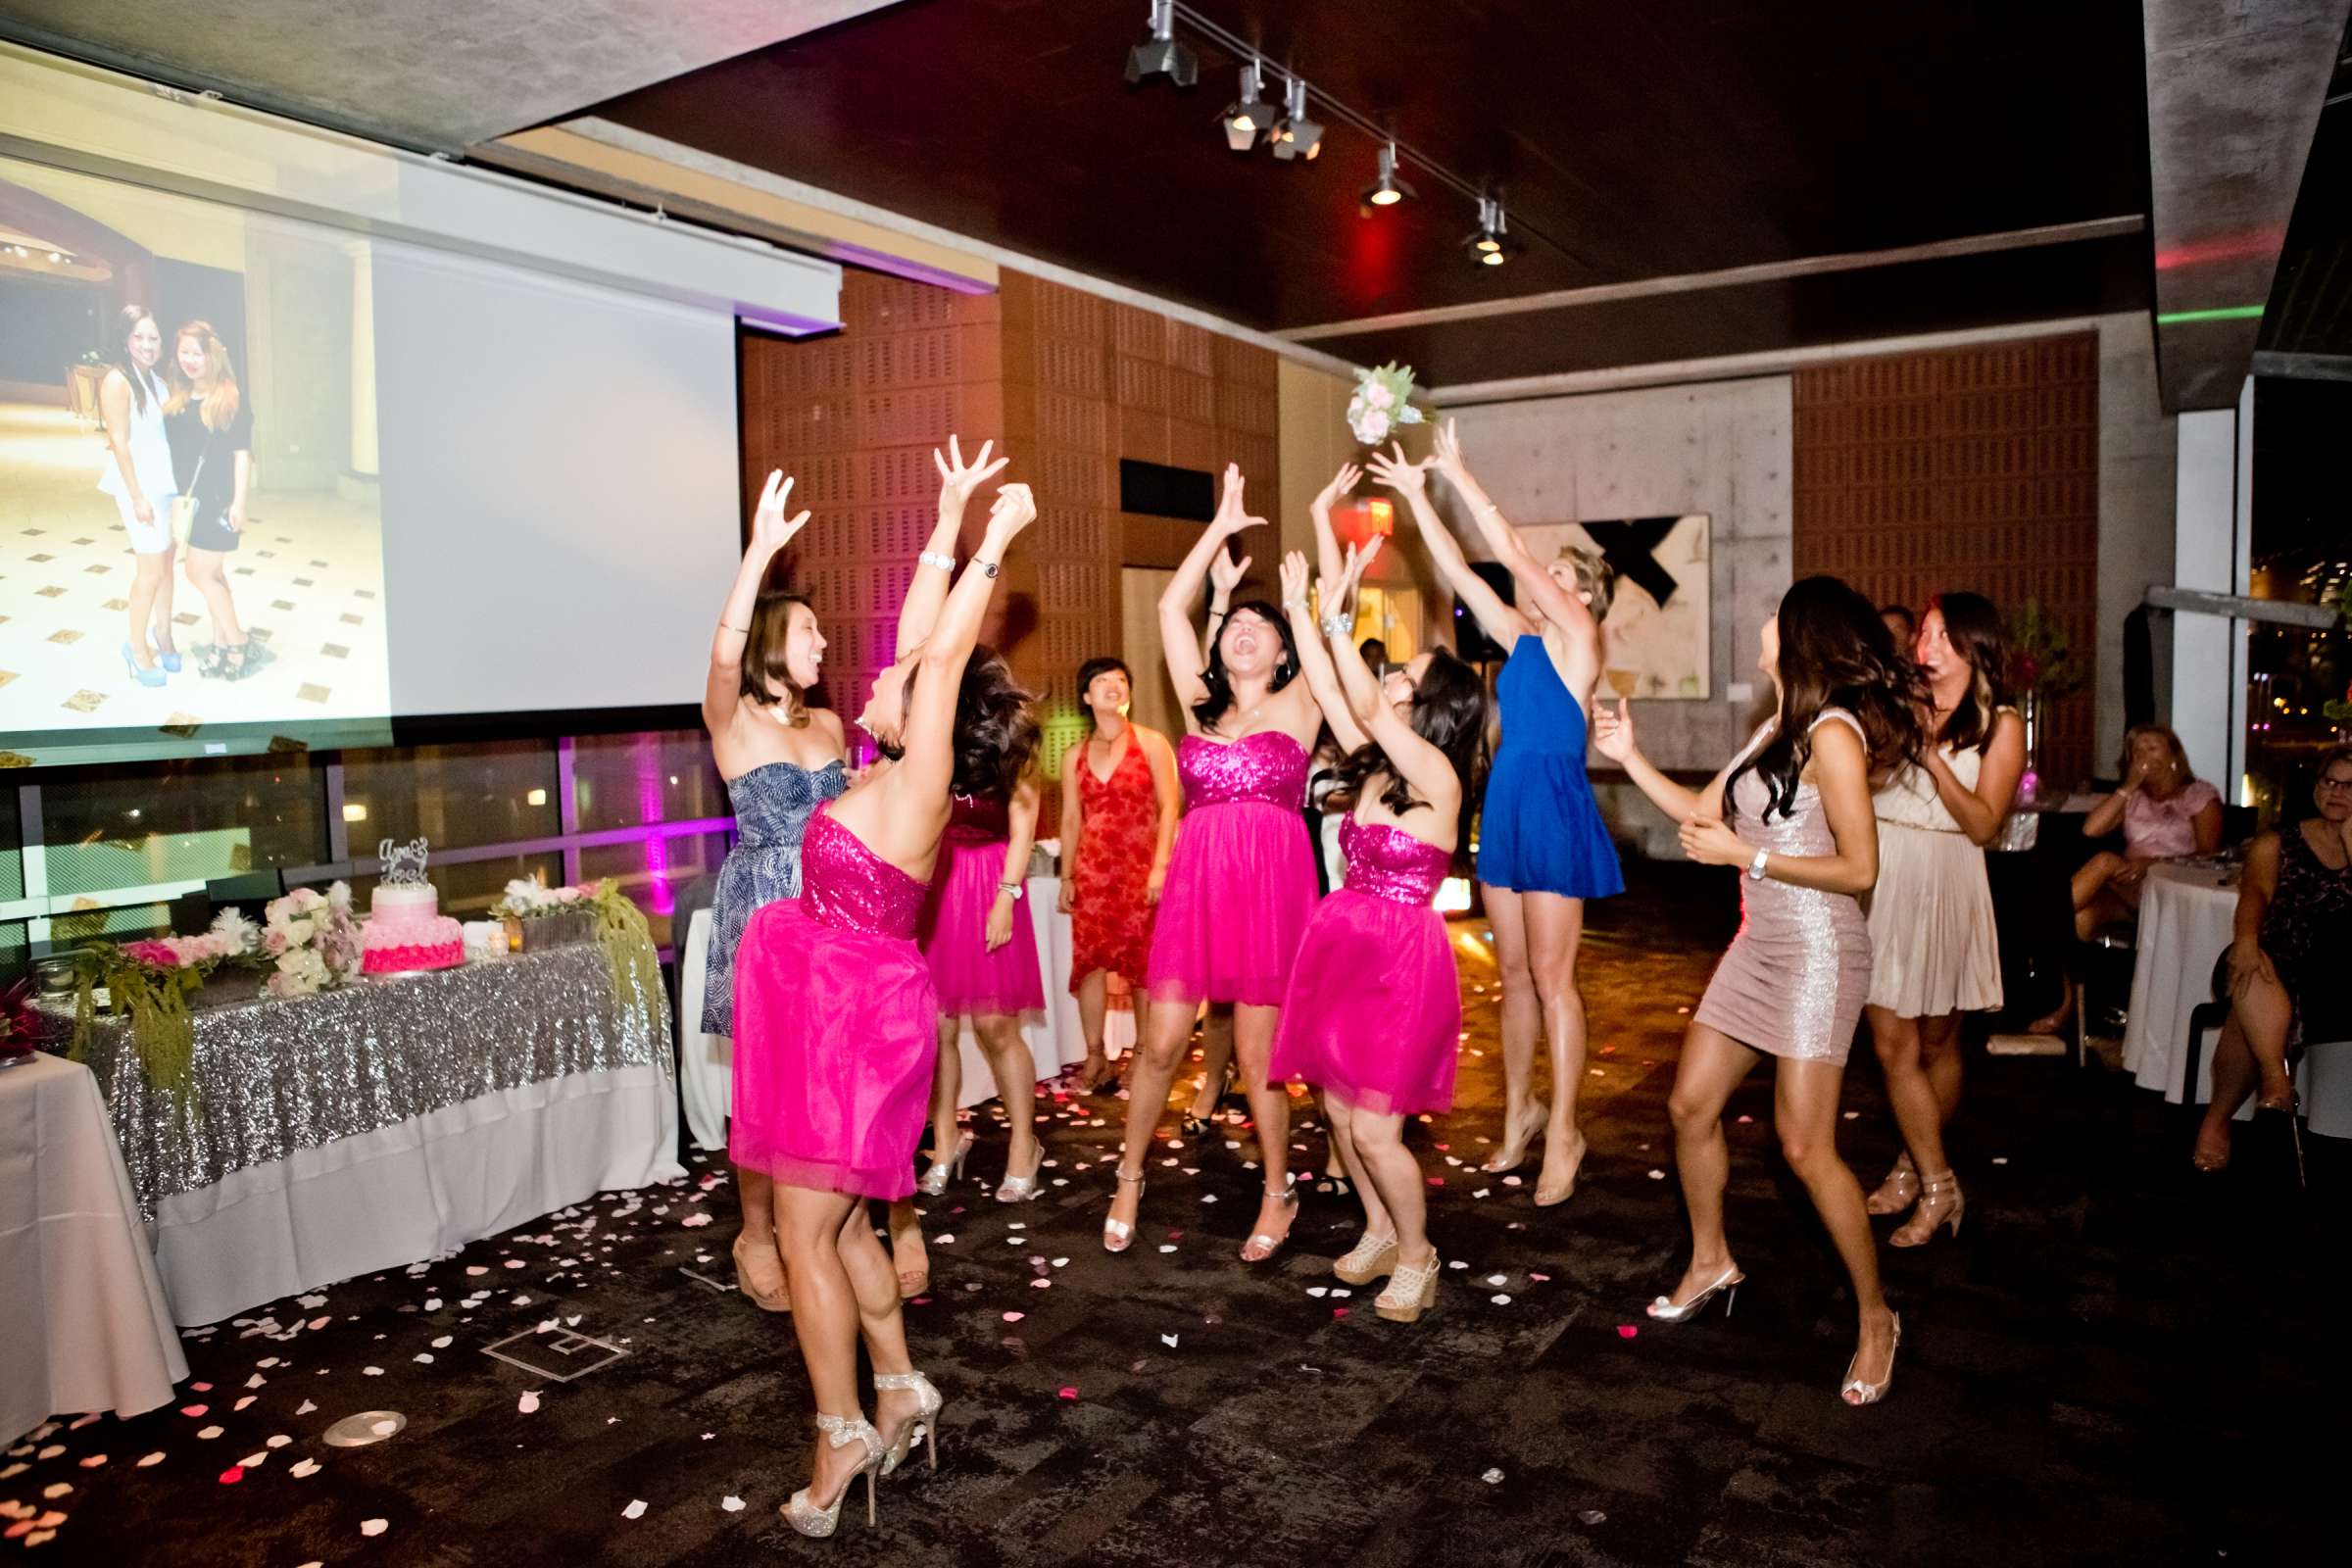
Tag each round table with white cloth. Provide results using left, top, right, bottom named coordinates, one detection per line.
left=2120, top=860, right=2352, bottom=1138
left=678, top=873, right=1135, bottom=1152
left=1, top=1052, right=187, bottom=1445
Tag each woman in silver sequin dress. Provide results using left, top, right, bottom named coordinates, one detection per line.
left=705, top=469, right=848, bottom=1314
left=1595, top=575, right=1925, bottom=1406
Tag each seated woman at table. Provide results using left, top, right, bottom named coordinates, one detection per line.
left=703, top=468, right=847, bottom=1315
left=2069, top=724, right=2222, bottom=940
left=2191, top=746, right=2352, bottom=1172
left=732, top=439, right=1034, bottom=1535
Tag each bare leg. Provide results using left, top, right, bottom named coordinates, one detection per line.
left=1866, top=1005, right=1947, bottom=1181
left=125, top=550, right=169, bottom=668
left=836, top=1204, right=926, bottom=1447
left=733, top=1162, right=790, bottom=1305
left=1483, top=885, right=1544, bottom=1170
left=183, top=549, right=245, bottom=650
left=1233, top=1002, right=1298, bottom=1259
left=151, top=547, right=178, bottom=651
left=1107, top=993, right=1195, bottom=1237
left=2196, top=965, right=2296, bottom=1168
left=1347, top=1105, right=1429, bottom=1265
left=1317, top=1091, right=1348, bottom=1184
left=974, top=1012, right=1040, bottom=1183
left=1524, top=891, right=1591, bottom=1201
left=2071, top=853, right=2125, bottom=940
left=1921, top=1012, right=1965, bottom=1126
left=772, top=1184, right=870, bottom=1504
left=1186, top=1004, right=1234, bottom=1123
left=925, top=1017, right=963, bottom=1173
left=1773, top=1059, right=1897, bottom=1399
left=1074, top=968, right=1111, bottom=1089
left=1660, top=1024, right=1759, bottom=1302
left=1323, top=1092, right=1388, bottom=1240
left=884, top=1199, right=927, bottom=1298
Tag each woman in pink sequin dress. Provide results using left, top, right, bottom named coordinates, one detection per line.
left=1594, top=575, right=1924, bottom=1406
left=732, top=438, right=1035, bottom=1535
left=1266, top=546, right=1487, bottom=1323
left=1102, top=464, right=1323, bottom=1264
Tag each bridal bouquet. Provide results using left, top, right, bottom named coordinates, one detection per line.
left=259, top=883, right=363, bottom=998
left=1347, top=362, right=1426, bottom=446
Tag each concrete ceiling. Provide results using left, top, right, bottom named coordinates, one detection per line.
left=0, top=0, right=907, bottom=152
left=2141, top=0, right=2352, bottom=410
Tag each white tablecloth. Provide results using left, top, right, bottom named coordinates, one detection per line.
left=678, top=873, right=1132, bottom=1151
left=2121, top=861, right=2352, bottom=1137
left=1, top=1054, right=186, bottom=1444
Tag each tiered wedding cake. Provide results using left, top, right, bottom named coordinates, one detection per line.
left=361, top=838, right=465, bottom=973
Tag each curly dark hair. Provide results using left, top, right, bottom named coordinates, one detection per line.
left=1927, top=591, right=2011, bottom=756
left=1193, top=599, right=1300, bottom=732
left=1330, top=649, right=1488, bottom=858
left=1727, top=575, right=1927, bottom=824
left=943, top=646, right=1041, bottom=802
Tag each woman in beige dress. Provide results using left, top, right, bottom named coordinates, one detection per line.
left=1595, top=574, right=1924, bottom=1405
left=1862, top=594, right=2025, bottom=1247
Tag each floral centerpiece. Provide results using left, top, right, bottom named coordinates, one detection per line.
left=494, top=876, right=596, bottom=951
left=0, top=979, right=39, bottom=1062
left=1347, top=362, right=1426, bottom=446
left=496, top=877, right=664, bottom=1046
left=66, top=908, right=257, bottom=1095
left=2004, top=599, right=2088, bottom=797
left=258, top=883, right=364, bottom=998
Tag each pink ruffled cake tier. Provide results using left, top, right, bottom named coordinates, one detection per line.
left=361, top=915, right=466, bottom=974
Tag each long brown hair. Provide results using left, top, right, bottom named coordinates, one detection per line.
left=739, top=591, right=814, bottom=726
left=1927, top=591, right=2010, bottom=756
left=1728, top=574, right=1927, bottom=822
left=163, top=319, right=242, bottom=431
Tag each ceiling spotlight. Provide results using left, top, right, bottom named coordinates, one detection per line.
left=1125, top=0, right=1198, bottom=88
left=1361, top=142, right=1416, bottom=208
left=1223, top=60, right=1275, bottom=151
left=1464, top=197, right=1521, bottom=266
left=1271, top=75, right=1323, bottom=162
left=47, top=251, right=62, bottom=264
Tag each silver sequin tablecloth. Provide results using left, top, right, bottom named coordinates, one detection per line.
left=48, top=941, right=672, bottom=1221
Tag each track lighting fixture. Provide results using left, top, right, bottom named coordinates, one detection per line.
left=1271, top=75, right=1323, bottom=162
left=1361, top=142, right=1416, bottom=208
left=1223, top=61, right=1275, bottom=151
left=1125, top=0, right=1198, bottom=88
left=1464, top=197, right=1520, bottom=265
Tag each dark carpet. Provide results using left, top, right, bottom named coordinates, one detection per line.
left=8, top=863, right=2341, bottom=1566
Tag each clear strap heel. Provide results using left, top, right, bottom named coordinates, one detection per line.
left=1889, top=1171, right=1964, bottom=1248
left=874, top=1370, right=944, bottom=1477
left=1239, top=1177, right=1299, bottom=1263
left=782, top=1412, right=881, bottom=1538
left=996, top=1144, right=1044, bottom=1203
left=1865, top=1152, right=1920, bottom=1216
left=1102, top=1168, right=1147, bottom=1253
left=1645, top=1262, right=1744, bottom=1323
left=916, top=1129, right=972, bottom=1198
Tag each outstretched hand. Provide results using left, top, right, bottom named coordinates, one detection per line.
left=750, top=469, right=809, bottom=556
left=1312, top=462, right=1363, bottom=515
left=935, top=436, right=1009, bottom=513
left=1279, top=551, right=1310, bottom=609
left=1318, top=537, right=1381, bottom=627
left=1431, top=416, right=1468, bottom=480
left=1365, top=442, right=1431, bottom=497
left=1212, top=462, right=1252, bottom=533
left=1592, top=697, right=1636, bottom=763
left=1209, top=543, right=1250, bottom=597
left=985, top=481, right=1038, bottom=541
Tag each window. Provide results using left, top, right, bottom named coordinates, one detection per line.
left=342, top=740, right=560, bottom=851
left=571, top=729, right=726, bottom=832
left=40, top=754, right=327, bottom=905
left=2247, top=378, right=2352, bottom=819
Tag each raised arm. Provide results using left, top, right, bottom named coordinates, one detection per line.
left=1203, top=536, right=1248, bottom=664
left=1366, top=443, right=1534, bottom=651
left=1308, top=463, right=1362, bottom=593
left=1324, top=557, right=1459, bottom=821
left=705, top=469, right=807, bottom=735
left=1921, top=710, right=2027, bottom=846
left=1159, top=463, right=1264, bottom=728
left=1680, top=718, right=1879, bottom=896
left=1591, top=697, right=1732, bottom=823
left=886, top=484, right=1037, bottom=825
left=1279, top=552, right=1369, bottom=755
left=897, top=436, right=1008, bottom=658
left=1429, top=418, right=1598, bottom=650
left=987, top=764, right=1042, bottom=953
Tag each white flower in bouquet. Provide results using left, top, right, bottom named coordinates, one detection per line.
left=1347, top=362, right=1426, bottom=447
left=209, top=907, right=261, bottom=957
left=269, top=945, right=331, bottom=998
left=327, top=881, right=354, bottom=916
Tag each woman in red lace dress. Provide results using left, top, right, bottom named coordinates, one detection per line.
left=1058, top=656, right=1180, bottom=1091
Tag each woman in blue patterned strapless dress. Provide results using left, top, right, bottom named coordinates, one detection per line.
left=1596, top=575, right=1921, bottom=1406
left=1370, top=423, right=1622, bottom=1207
left=703, top=469, right=848, bottom=1316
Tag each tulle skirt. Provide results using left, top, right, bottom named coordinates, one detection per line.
left=1269, top=891, right=1461, bottom=1115
left=731, top=900, right=939, bottom=1201
left=1863, top=822, right=2003, bottom=1017
left=1147, top=799, right=1318, bottom=1007
left=921, top=837, right=1046, bottom=1019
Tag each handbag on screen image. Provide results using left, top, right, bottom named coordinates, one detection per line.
left=170, top=431, right=215, bottom=548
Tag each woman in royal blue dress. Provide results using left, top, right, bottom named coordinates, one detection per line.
left=1370, top=421, right=1623, bottom=1206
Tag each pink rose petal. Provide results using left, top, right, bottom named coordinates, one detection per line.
left=1056, top=1387, right=1078, bottom=1400
left=218, top=1466, right=244, bottom=1484
left=1616, top=1324, right=1639, bottom=1339
left=1001, top=1312, right=1024, bottom=1323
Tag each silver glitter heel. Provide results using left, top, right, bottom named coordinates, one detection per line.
left=783, top=1412, right=881, bottom=1537
left=874, top=1370, right=944, bottom=1476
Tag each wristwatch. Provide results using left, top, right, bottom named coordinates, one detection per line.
left=1746, top=848, right=1770, bottom=881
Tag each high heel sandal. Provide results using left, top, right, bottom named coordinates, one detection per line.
left=1102, top=1168, right=1147, bottom=1253
left=1180, top=1060, right=1236, bottom=1140
left=996, top=1144, right=1044, bottom=1203
left=2256, top=1090, right=2306, bottom=1189
left=874, top=1371, right=944, bottom=1477
left=1533, top=1134, right=1586, bottom=1208
left=1840, top=1313, right=1902, bottom=1406
left=730, top=1232, right=791, bottom=1312
left=1889, top=1170, right=1964, bottom=1248
left=1332, top=1229, right=1398, bottom=1286
left=1375, top=1251, right=1441, bottom=1322
left=1865, top=1152, right=1919, bottom=1216
left=120, top=643, right=167, bottom=689
left=1483, top=1105, right=1544, bottom=1174
left=1645, top=1262, right=1744, bottom=1323
left=782, top=1413, right=882, bottom=1538
left=916, top=1129, right=972, bottom=1198
left=1239, top=1177, right=1299, bottom=1263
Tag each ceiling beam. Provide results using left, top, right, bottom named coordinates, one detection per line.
left=1281, top=217, right=2147, bottom=343
left=2141, top=0, right=2352, bottom=411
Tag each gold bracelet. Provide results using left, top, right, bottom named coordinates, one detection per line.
left=718, top=618, right=749, bottom=634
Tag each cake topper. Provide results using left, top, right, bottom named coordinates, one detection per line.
left=379, top=837, right=433, bottom=887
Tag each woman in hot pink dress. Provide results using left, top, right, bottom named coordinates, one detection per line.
left=1102, top=464, right=1322, bottom=1264
left=732, top=437, right=1034, bottom=1537
left=1267, top=546, right=1486, bottom=1323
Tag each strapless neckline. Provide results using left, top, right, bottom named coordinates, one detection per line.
left=724, top=757, right=847, bottom=788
